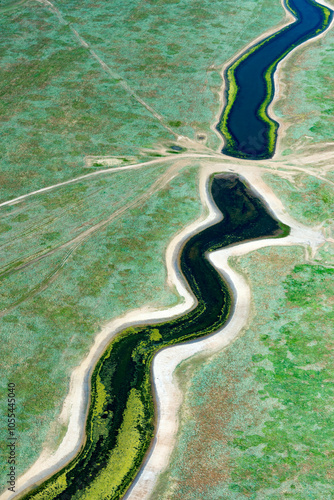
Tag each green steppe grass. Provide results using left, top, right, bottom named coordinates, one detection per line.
left=0, top=162, right=203, bottom=490
left=153, top=173, right=334, bottom=496
left=0, top=0, right=289, bottom=492
left=0, top=0, right=285, bottom=200
left=273, top=0, right=334, bottom=154
left=154, top=245, right=334, bottom=498
left=153, top=7, right=334, bottom=496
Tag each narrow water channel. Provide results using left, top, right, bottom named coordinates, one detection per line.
left=217, top=0, right=333, bottom=159
left=21, top=2, right=333, bottom=498
left=23, top=175, right=289, bottom=499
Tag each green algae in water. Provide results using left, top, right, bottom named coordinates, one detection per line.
left=153, top=248, right=334, bottom=499
left=23, top=175, right=288, bottom=499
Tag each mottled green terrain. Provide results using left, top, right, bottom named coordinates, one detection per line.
left=0, top=0, right=289, bottom=493
left=154, top=245, right=334, bottom=499
left=152, top=5, right=334, bottom=496
left=0, top=162, right=203, bottom=489
left=273, top=0, right=334, bottom=156
left=153, top=162, right=334, bottom=498
left=2, top=0, right=334, bottom=497
left=0, top=0, right=285, bottom=200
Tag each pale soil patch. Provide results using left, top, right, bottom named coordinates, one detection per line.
left=211, top=0, right=334, bottom=158
left=3, top=8, right=334, bottom=489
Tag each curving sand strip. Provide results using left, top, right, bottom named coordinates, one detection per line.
left=270, top=0, right=334, bottom=157
left=1, top=161, right=326, bottom=500
left=2, top=2, right=332, bottom=498
left=212, top=0, right=334, bottom=155
left=211, top=0, right=295, bottom=150
left=0, top=162, right=220, bottom=500
left=124, top=162, right=326, bottom=500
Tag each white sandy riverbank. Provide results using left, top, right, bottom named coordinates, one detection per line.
left=1, top=161, right=326, bottom=500
left=124, top=162, right=326, bottom=500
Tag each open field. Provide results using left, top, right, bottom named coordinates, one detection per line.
left=0, top=161, right=203, bottom=491
left=273, top=0, right=334, bottom=157
left=2, top=0, right=334, bottom=497
left=0, top=0, right=286, bottom=200
left=149, top=5, right=334, bottom=493
left=0, top=0, right=291, bottom=493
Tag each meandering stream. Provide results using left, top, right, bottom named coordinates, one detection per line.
left=17, top=0, right=333, bottom=498
left=22, top=175, right=288, bottom=499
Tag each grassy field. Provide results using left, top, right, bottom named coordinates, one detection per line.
left=0, top=0, right=286, bottom=201
left=0, top=161, right=204, bottom=490
left=273, top=0, right=334, bottom=156
left=263, top=172, right=334, bottom=226
left=0, top=0, right=290, bottom=492
left=154, top=241, right=334, bottom=498
left=153, top=150, right=334, bottom=497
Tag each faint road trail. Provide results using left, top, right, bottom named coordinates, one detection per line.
left=0, top=154, right=220, bottom=209
left=0, top=159, right=191, bottom=318
left=35, top=0, right=181, bottom=138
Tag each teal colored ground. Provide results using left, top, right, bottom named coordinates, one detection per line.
left=0, top=0, right=289, bottom=492
left=3, top=0, right=333, bottom=495
left=154, top=244, right=334, bottom=499
left=217, top=0, right=332, bottom=160
left=263, top=173, right=334, bottom=226
left=0, top=0, right=285, bottom=200
left=153, top=166, right=334, bottom=497
left=0, top=162, right=203, bottom=490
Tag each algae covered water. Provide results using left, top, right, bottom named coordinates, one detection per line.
left=23, top=175, right=289, bottom=499
left=217, top=0, right=333, bottom=160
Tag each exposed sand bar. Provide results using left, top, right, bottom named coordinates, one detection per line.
left=2, top=160, right=327, bottom=500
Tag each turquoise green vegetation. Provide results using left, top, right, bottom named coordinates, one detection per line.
left=154, top=246, right=334, bottom=498
left=216, top=0, right=332, bottom=159
left=21, top=175, right=287, bottom=499
left=273, top=0, right=334, bottom=154
left=0, top=0, right=289, bottom=492
left=153, top=170, right=334, bottom=497
left=0, top=162, right=203, bottom=491
left=263, top=173, right=334, bottom=226
left=0, top=0, right=286, bottom=200
left=1, top=0, right=333, bottom=496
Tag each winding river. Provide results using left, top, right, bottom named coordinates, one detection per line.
left=217, top=0, right=333, bottom=159
left=22, top=175, right=288, bottom=499
left=17, top=0, right=333, bottom=499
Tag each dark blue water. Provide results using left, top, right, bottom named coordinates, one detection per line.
left=217, top=0, right=333, bottom=160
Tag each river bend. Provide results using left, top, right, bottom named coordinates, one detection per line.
left=22, top=175, right=288, bottom=499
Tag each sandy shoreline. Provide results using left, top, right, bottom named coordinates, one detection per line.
left=2, top=160, right=326, bottom=500
left=124, top=163, right=326, bottom=500
left=211, top=0, right=295, bottom=151
left=270, top=0, right=334, bottom=157
left=0, top=163, right=223, bottom=500
left=212, top=0, right=334, bottom=156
